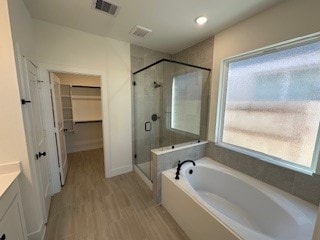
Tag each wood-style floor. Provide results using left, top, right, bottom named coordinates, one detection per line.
left=44, top=149, right=189, bottom=240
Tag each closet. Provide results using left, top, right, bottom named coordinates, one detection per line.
left=50, top=73, right=103, bottom=184
left=57, top=73, right=103, bottom=152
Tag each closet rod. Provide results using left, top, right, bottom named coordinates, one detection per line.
left=72, top=85, right=101, bottom=89
left=75, top=120, right=102, bottom=124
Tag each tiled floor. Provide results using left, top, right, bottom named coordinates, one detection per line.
left=44, top=149, right=189, bottom=240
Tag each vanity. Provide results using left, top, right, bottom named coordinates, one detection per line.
left=0, top=162, right=27, bottom=240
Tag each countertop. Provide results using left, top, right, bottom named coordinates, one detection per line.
left=0, top=162, right=21, bottom=199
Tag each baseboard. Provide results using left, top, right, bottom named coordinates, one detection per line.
left=67, top=138, right=103, bottom=153
left=134, top=165, right=152, bottom=190
left=27, top=223, right=46, bottom=240
left=106, top=164, right=133, bottom=178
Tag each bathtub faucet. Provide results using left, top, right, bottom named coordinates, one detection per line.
left=175, top=160, right=196, bottom=180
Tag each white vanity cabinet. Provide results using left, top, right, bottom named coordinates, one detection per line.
left=0, top=179, right=27, bottom=240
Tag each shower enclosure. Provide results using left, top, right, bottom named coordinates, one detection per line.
left=133, top=59, right=211, bottom=180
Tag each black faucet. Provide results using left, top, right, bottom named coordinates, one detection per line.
left=175, top=160, right=196, bottom=180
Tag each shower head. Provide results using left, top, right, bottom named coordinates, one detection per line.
left=154, top=81, right=161, bottom=88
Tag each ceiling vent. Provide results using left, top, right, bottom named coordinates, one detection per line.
left=130, top=25, right=152, bottom=37
left=94, top=0, right=119, bottom=16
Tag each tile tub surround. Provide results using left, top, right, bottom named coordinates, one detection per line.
left=151, top=141, right=207, bottom=204
left=206, top=141, right=320, bottom=205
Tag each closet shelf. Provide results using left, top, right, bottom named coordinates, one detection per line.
left=64, top=119, right=73, bottom=121
left=72, top=95, right=101, bottom=100
left=61, top=95, right=71, bottom=98
left=63, top=107, right=72, bottom=109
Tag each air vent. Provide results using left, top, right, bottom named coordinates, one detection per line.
left=95, top=0, right=119, bottom=16
left=130, top=25, right=152, bottom=37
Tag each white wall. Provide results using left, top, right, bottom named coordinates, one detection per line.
left=5, top=1, right=132, bottom=235
left=65, top=123, right=104, bottom=153
left=5, top=0, right=46, bottom=238
left=56, top=73, right=101, bottom=87
left=0, top=0, right=29, bottom=166
left=208, top=0, right=320, bottom=140
left=35, top=20, right=133, bottom=176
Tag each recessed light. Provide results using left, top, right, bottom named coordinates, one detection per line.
left=195, top=16, right=208, bottom=25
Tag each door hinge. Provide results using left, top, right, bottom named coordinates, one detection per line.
left=134, top=154, right=137, bottom=159
left=21, top=99, right=31, bottom=104
left=133, top=81, right=136, bottom=86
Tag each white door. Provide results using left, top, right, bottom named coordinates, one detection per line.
left=23, top=59, right=51, bottom=222
left=50, top=73, right=68, bottom=185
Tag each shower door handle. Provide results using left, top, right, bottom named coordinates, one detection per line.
left=145, top=122, right=151, bottom=132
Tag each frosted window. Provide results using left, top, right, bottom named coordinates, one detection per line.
left=171, top=72, right=202, bottom=135
left=220, top=40, right=320, bottom=169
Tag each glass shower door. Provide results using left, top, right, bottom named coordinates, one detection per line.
left=133, top=65, right=162, bottom=180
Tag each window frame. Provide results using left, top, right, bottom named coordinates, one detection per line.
left=215, top=32, right=320, bottom=175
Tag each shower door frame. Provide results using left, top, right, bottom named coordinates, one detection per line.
left=132, top=59, right=211, bottom=181
left=133, top=63, right=163, bottom=181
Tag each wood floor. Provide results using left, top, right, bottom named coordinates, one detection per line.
left=44, top=149, right=189, bottom=240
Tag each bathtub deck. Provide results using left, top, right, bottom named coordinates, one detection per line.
left=44, top=149, right=189, bottom=240
left=161, top=158, right=317, bottom=240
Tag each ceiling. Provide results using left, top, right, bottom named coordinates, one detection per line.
left=23, top=0, right=284, bottom=54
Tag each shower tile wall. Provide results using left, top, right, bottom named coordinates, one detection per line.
left=206, top=141, right=320, bottom=205
left=130, top=45, right=171, bottom=73
left=165, top=36, right=215, bottom=145
left=173, top=36, right=214, bottom=70
left=131, top=41, right=213, bottom=179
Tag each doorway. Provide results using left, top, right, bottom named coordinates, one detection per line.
left=50, top=72, right=104, bottom=186
left=38, top=64, right=110, bottom=195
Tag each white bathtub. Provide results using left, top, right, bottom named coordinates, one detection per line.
left=161, top=157, right=317, bottom=240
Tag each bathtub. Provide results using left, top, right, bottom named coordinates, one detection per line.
left=161, top=157, right=317, bottom=240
